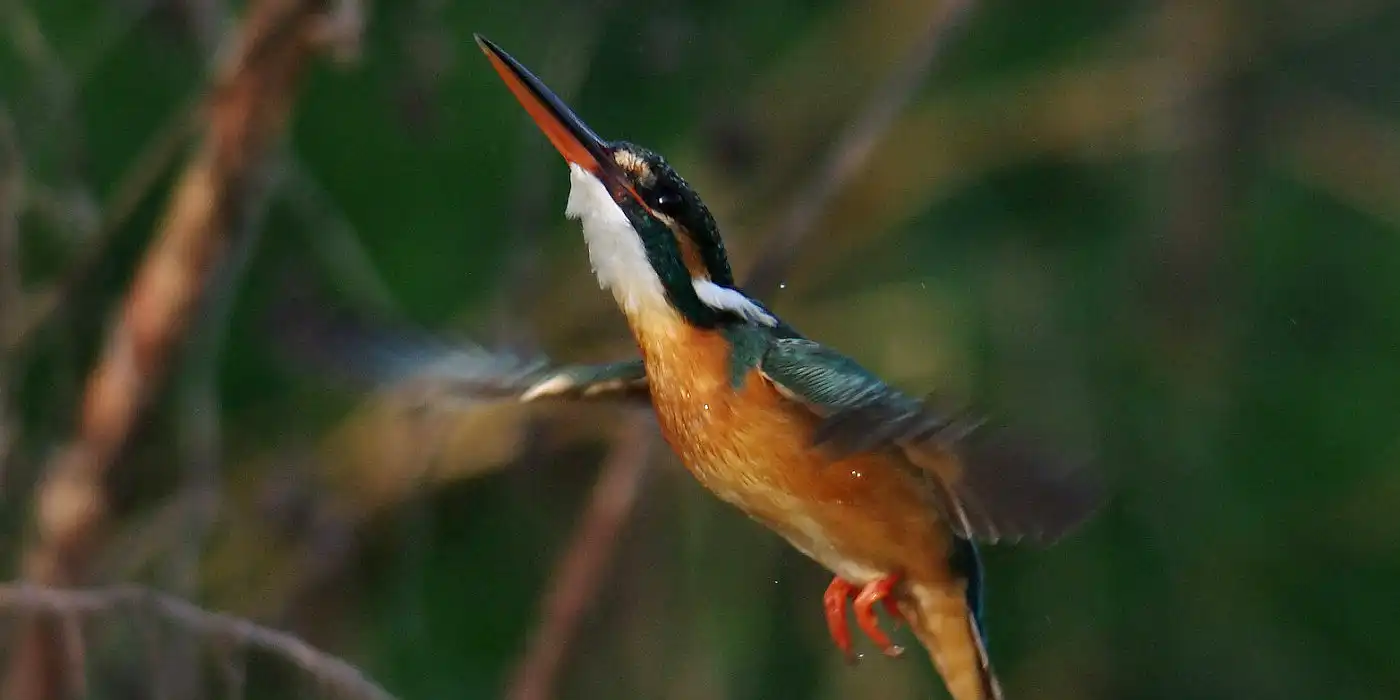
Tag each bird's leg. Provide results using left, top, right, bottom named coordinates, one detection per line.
left=824, top=575, right=906, bottom=661
left=823, top=578, right=856, bottom=659
left=883, top=594, right=903, bottom=625
left=853, top=575, right=905, bottom=657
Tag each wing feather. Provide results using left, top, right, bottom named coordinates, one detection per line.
left=272, top=295, right=650, bottom=405
left=758, top=338, right=1099, bottom=543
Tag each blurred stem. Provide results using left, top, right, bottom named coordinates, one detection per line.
left=743, top=0, right=974, bottom=298
left=3, top=97, right=202, bottom=354
left=0, top=106, right=20, bottom=498
left=180, top=0, right=236, bottom=64
left=0, top=2, right=100, bottom=228
left=284, top=158, right=401, bottom=313
left=504, top=413, right=656, bottom=700
left=166, top=19, right=247, bottom=663
left=1123, top=3, right=1249, bottom=692
left=161, top=154, right=282, bottom=700
left=4, top=2, right=361, bottom=697
left=0, top=583, right=399, bottom=700
left=1149, top=0, right=1242, bottom=352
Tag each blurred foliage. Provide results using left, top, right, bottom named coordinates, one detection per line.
left=3, top=0, right=1400, bottom=699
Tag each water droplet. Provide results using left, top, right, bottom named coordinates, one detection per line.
left=779, top=282, right=787, bottom=289
left=851, top=469, right=863, bottom=479
left=703, top=403, right=710, bottom=410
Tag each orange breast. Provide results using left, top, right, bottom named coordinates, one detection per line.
left=633, top=319, right=954, bottom=586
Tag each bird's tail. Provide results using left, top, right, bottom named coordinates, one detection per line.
left=897, top=579, right=1003, bottom=700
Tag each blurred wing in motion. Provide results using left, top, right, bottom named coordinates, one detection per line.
left=758, top=337, right=1101, bottom=544
left=271, top=294, right=650, bottom=406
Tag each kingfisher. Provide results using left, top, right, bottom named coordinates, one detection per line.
left=284, top=36, right=1100, bottom=700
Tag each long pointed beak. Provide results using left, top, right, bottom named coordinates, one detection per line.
left=475, top=35, right=615, bottom=178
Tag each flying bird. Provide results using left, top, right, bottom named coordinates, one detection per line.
left=284, top=36, right=1102, bottom=700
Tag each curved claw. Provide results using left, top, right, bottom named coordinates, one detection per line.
left=823, top=575, right=906, bottom=661
left=853, top=575, right=905, bottom=657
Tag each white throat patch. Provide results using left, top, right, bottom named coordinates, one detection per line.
left=563, top=163, right=778, bottom=328
left=565, top=163, right=668, bottom=316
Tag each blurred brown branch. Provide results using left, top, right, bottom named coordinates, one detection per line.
left=0, top=583, right=398, bottom=700
left=163, top=4, right=240, bottom=696
left=504, top=414, right=656, bottom=700
left=0, top=106, right=20, bottom=495
left=743, top=0, right=973, bottom=297
left=4, top=1, right=363, bottom=698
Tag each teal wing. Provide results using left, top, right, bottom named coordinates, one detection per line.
left=513, top=359, right=649, bottom=403
left=273, top=297, right=649, bottom=405
left=757, top=337, right=1099, bottom=544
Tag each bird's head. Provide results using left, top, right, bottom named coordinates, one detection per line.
left=475, top=35, right=775, bottom=329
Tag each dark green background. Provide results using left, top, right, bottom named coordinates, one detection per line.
left=3, top=1, right=1399, bottom=698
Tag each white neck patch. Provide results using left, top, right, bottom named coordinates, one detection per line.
left=692, top=279, right=777, bottom=326
left=563, top=162, right=778, bottom=328
left=565, top=163, right=668, bottom=316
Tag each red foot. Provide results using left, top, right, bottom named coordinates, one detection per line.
left=823, top=575, right=906, bottom=661
left=823, top=579, right=854, bottom=656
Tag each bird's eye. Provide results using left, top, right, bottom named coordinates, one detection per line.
left=651, top=188, right=683, bottom=216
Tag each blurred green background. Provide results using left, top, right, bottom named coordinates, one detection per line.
left=3, top=0, right=1400, bottom=698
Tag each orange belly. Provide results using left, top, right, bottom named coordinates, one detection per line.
left=635, top=321, right=954, bottom=586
